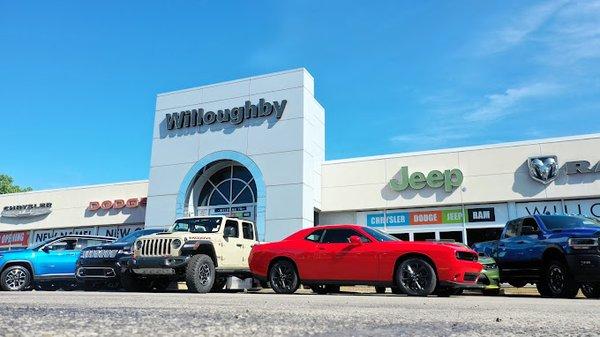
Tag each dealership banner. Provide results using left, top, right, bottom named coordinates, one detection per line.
left=516, top=198, right=600, bottom=218
left=362, top=204, right=506, bottom=229
left=30, top=224, right=146, bottom=245
left=0, top=231, right=30, bottom=247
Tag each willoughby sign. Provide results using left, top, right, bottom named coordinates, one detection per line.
left=165, top=98, right=287, bottom=131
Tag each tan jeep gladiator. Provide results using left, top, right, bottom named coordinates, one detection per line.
left=124, top=216, right=258, bottom=293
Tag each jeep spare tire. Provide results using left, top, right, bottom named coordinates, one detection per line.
left=186, top=254, right=215, bottom=293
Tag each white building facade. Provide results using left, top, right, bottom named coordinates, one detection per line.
left=1, top=69, right=599, bottom=248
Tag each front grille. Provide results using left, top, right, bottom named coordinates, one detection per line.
left=140, top=238, right=173, bottom=256
left=464, top=273, right=479, bottom=282
left=81, top=249, right=118, bottom=259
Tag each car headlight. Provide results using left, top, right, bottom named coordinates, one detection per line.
left=171, top=239, right=182, bottom=250
left=568, top=238, right=598, bottom=250
left=135, top=240, right=143, bottom=250
left=484, top=263, right=497, bottom=270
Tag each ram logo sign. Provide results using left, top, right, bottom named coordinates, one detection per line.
left=527, top=155, right=559, bottom=184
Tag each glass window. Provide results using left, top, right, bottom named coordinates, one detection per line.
left=413, top=232, right=435, bottom=241
left=392, top=233, right=410, bottom=241
left=305, top=229, right=325, bottom=242
left=171, top=217, right=222, bottom=233
left=540, top=215, right=600, bottom=230
left=76, top=238, right=108, bottom=250
left=224, top=220, right=239, bottom=238
left=503, top=220, right=521, bottom=238
left=520, top=217, right=539, bottom=234
left=115, top=229, right=163, bottom=243
left=440, top=231, right=464, bottom=243
left=242, top=222, right=254, bottom=240
left=363, top=227, right=398, bottom=242
left=196, top=163, right=257, bottom=207
left=46, top=238, right=77, bottom=251
left=322, top=229, right=369, bottom=243
left=466, top=228, right=503, bottom=246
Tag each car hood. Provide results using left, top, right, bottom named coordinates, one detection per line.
left=385, top=240, right=474, bottom=252
left=82, top=242, right=129, bottom=251
left=549, top=228, right=600, bottom=238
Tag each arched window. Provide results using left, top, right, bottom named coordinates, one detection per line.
left=198, top=164, right=257, bottom=207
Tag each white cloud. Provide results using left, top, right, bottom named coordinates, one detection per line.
left=464, top=83, right=560, bottom=122
left=478, top=0, right=568, bottom=55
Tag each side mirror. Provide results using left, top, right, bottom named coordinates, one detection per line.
left=41, top=246, right=50, bottom=253
left=349, top=235, right=363, bottom=245
left=521, top=225, right=539, bottom=236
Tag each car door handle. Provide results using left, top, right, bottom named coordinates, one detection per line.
left=236, top=244, right=243, bottom=247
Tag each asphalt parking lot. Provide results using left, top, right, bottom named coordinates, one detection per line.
left=0, top=289, right=598, bottom=337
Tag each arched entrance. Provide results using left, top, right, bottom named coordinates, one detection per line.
left=176, top=151, right=266, bottom=241
left=188, top=161, right=257, bottom=221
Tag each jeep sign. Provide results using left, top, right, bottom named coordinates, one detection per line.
left=389, top=167, right=463, bottom=193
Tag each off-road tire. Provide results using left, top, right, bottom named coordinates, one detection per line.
left=375, top=286, right=386, bottom=294
left=396, top=257, right=437, bottom=296
left=537, top=260, right=579, bottom=298
left=269, top=260, right=299, bottom=294
left=185, top=254, right=215, bottom=294
left=1, top=265, right=32, bottom=291
left=581, top=282, right=600, bottom=299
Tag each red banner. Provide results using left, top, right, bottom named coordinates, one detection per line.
left=0, top=231, right=30, bottom=247
left=410, top=210, right=443, bottom=225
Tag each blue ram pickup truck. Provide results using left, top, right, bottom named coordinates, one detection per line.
left=472, top=214, right=600, bottom=299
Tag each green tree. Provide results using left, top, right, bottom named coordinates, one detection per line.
left=0, top=174, right=32, bottom=194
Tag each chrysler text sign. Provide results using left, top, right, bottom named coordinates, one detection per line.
left=165, top=98, right=287, bottom=131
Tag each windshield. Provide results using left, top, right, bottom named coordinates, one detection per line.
left=115, top=229, right=163, bottom=243
left=363, top=227, right=399, bottom=242
left=170, top=217, right=222, bottom=233
left=540, top=215, right=600, bottom=230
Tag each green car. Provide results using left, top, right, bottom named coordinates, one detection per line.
left=477, top=254, right=501, bottom=296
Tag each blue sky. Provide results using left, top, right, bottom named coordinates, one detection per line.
left=1, top=0, right=599, bottom=190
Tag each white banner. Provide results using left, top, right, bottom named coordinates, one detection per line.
left=516, top=198, right=600, bottom=219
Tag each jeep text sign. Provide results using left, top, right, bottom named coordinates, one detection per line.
left=165, top=98, right=287, bottom=131
left=389, top=167, right=463, bottom=192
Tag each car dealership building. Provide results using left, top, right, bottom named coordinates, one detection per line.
left=2, top=68, right=600, bottom=249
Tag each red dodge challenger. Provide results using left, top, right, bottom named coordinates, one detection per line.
left=249, top=225, right=483, bottom=296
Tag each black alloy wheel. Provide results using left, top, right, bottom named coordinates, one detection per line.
left=269, top=260, right=299, bottom=294
left=581, top=282, right=600, bottom=299
left=1, top=266, right=32, bottom=291
left=537, top=260, right=578, bottom=298
left=396, top=258, right=437, bottom=296
left=186, top=254, right=216, bottom=293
